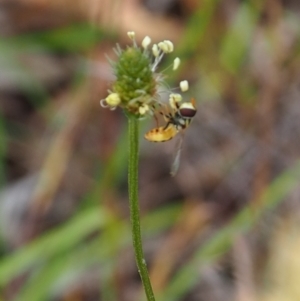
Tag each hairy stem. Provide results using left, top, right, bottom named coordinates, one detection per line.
left=128, top=116, right=156, bottom=301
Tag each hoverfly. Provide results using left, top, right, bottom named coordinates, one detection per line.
left=144, top=97, right=197, bottom=176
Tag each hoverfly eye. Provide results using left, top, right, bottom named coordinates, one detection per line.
left=179, top=107, right=196, bottom=118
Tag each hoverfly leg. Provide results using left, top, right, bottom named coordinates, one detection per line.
left=150, top=104, right=161, bottom=127
left=158, top=107, right=170, bottom=123
left=154, top=113, right=159, bottom=128
left=163, top=121, right=171, bottom=131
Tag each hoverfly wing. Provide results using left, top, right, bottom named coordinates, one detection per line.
left=170, top=134, right=184, bottom=176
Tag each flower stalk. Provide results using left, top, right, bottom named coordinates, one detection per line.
left=100, top=31, right=189, bottom=300
left=128, top=116, right=155, bottom=301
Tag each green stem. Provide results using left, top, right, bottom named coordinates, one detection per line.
left=128, top=117, right=156, bottom=301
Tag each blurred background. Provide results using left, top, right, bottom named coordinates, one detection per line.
left=1, top=0, right=300, bottom=300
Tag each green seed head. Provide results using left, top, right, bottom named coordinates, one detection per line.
left=100, top=32, right=188, bottom=119
left=113, top=47, right=156, bottom=115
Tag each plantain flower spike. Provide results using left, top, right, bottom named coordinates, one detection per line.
left=101, top=31, right=188, bottom=118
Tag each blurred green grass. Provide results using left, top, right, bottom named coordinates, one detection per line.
left=0, top=114, right=7, bottom=187
left=6, top=23, right=106, bottom=53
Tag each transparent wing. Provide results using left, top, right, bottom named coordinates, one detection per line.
left=170, top=134, right=184, bottom=176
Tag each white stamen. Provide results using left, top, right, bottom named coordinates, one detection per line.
left=164, top=40, right=174, bottom=53
left=127, top=31, right=136, bottom=40
left=100, top=99, right=108, bottom=108
left=180, top=80, right=189, bottom=92
left=173, top=57, right=180, bottom=70
left=142, top=36, right=151, bottom=49
left=151, top=52, right=164, bottom=72
left=169, top=93, right=182, bottom=103
left=139, top=104, right=149, bottom=115
left=106, top=93, right=121, bottom=106
left=158, top=41, right=169, bottom=53
left=169, top=94, right=182, bottom=109
left=152, top=44, right=159, bottom=57
left=158, top=40, right=174, bottom=53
